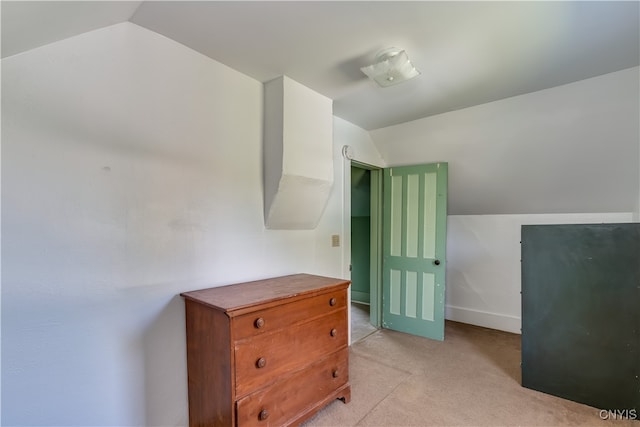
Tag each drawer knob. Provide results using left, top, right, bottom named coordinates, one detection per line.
left=329, top=297, right=337, bottom=306
left=330, top=328, right=337, bottom=337
left=258, top=409, right=269, bottom=421
left=332, top=369, right=339, bottom=378
left=256, top=357, right=267, bottom=369
left=254, top=317, right=265, bottom=329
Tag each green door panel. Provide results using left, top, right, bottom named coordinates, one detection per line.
left=382, top=163, right=448, bottom=340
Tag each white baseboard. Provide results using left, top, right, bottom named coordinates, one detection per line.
left=445, top=305, right=521, bottom=334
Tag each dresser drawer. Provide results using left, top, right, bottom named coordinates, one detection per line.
left=235, top=309, right=347, bottom=397
left=232, top=289, right=347, bottom=341
left=236, top=348, right=349, bottom=427
left=182, top=274, right=351, bottom=427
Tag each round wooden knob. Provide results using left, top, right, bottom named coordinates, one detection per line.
left=256, top=357, right=266, bottom=368
left=330, top=328, right=337, bottom=337
left=329, top=297, right=337, bottom=306
left=258, top=409, right=269, bottom=421
left=254, top=317, right=265, bottom=329
left=332, top=370, right=339, bottom=378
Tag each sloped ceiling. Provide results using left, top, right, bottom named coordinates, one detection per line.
left=2, top=1, right=638, bottom=131
left=2, top=1, right=639, bottom=216
left=370, top=68, right=639, bottom=215
left=1, top=1, right=142, bottom=58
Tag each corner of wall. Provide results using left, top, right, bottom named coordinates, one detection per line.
left=263, top=76, right=334, bottom=229
left=446, top=305, right=522, bottom=334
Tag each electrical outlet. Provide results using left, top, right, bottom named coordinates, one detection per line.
left=331, top=234, right=340, bottom=247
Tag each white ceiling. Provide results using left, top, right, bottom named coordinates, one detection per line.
left=2, top=1, right=639, bottom=130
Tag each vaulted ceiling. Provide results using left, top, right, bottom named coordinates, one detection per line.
left=3, top=1, right=639, bottom=131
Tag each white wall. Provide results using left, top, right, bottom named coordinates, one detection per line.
left=334, top=116, right=386, bottom=170
left=370, top=69, right=639, bottom=333
left=312, top=119, right=373, bottom=281
left=263, top=76, right=334, bottom=229
left=371, top=67, right=640, bottom=216
left=1, top=22, right=344, bottom=426
left=333, top=117, right=386, bottom=281
left=447, top=212, right=633, bottom=333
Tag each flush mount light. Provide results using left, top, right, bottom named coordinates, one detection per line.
left=360, top=48, right=421, bottom=88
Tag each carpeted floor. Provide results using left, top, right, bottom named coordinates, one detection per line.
left=304, top=321, right=637, bottom=426
left=350, top=302, right=378, bottom=343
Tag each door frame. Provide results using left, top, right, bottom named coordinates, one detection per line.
left=343, top=153, right=383, bottom=329
left=343, top=150, right=448, bottom=339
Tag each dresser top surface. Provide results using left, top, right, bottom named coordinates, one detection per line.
left=181, top=274, right=350, bottom=313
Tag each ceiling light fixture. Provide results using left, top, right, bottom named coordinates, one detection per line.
left=360, top=48, right=421, bottom=88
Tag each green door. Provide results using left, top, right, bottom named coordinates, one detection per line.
left=382, top=163, right=448, bottom=340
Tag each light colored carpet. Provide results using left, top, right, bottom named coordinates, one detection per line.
left=350, top=302, right=377, bottom=344
left=304, top=321, right=638, bottom=427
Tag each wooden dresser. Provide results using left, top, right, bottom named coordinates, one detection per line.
left=181, top=274, right=351, bottom=426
